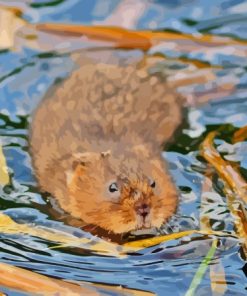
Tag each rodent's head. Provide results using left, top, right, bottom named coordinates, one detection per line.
left=65, top=146, right=178, bottom=234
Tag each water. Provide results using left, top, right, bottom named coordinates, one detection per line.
left=0, top=0, right=246, bottom=295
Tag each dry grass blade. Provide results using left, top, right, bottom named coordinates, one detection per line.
left=200, top=173, right=227, bottom=295
left=0, top=262, right=99, bottom=296
left=0, top=213, right=128, bottom=256
left=210, top=256, right=227, bottom=295
left=0, top=262, right=155, bottom=295
left=0, top=5, right=26, bottom=50
left=124, top=230, right=197, bottom=248
left=37, top=23, right=152, bottom=50
left=233, top=125, right=247, bottom=143
left=36, top=23, right=247, bottom=50
left=201, top=131, right=247, bottom=203
left=0, top=145, right=9, bottom=186
left=200, top=131, right=247, bottom=254
left=91, top=283, right=155, bottom=296
left=124, top=230, right=234, bottom=250
left=0, top=211, right=235, bottom=255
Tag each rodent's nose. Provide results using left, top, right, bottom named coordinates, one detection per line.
left=135, top=203, right=150, bottom=218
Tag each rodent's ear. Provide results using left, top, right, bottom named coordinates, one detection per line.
left=66, top=152, right=98, bottom=186
left=101, top=150, right=111, bottom=158
left=72, top=152, right=98, bottom=169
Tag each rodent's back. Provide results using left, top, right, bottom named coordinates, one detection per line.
left=30, top=55, right=183, bottom=193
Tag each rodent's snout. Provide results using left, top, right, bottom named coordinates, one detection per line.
left=129, top=186, right=152, bottom=221
left=134, top=202, right=150, bottom=219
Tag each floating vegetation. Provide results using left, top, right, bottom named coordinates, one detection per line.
left=0, top=1, right=246, bottom=295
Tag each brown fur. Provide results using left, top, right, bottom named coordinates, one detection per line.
left=30, top=52, right=183, bottom=234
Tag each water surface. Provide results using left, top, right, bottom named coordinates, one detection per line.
left=0, top=0, right=246, bottom=295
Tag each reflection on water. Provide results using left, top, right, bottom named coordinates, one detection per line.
left=0, top=0, right=247, bottom=295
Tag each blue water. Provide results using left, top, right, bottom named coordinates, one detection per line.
left=0, top=0, right=246, bottom=295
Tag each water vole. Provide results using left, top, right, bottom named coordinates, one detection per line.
left=30, top=53, right=184, bottom=234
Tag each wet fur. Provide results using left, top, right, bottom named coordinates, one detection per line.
left=30, top=54, right=183, bottom=234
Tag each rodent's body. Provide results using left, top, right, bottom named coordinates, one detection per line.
left=30, top=53, right=183, bottom=234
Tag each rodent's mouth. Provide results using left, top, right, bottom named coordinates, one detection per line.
left=139, top=222, right=152, bottom=229
left=136, top=212, right=152, bottom=230
left=136, top=215, right=152, bottom=230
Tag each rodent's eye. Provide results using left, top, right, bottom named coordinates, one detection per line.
left=109, top=182, right=118, bottom=193
left=149, top=179, right=156, bottom=188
